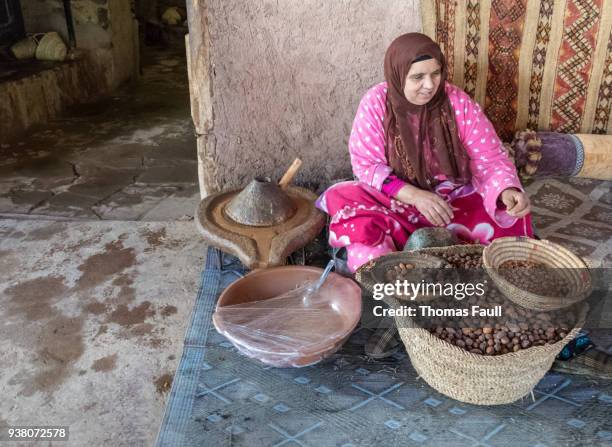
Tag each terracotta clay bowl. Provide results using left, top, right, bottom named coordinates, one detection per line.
left=213, top=266, right=362, bottom=367
left=227, top=331, right=355, bottom=368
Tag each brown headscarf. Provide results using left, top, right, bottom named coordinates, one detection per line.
left=383, top=33, right=471, bottom=190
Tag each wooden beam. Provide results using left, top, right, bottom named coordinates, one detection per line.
left=185, top=2, right=217, bottom=197
left=185, top=2, right=213, bottom=135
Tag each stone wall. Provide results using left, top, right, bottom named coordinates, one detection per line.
left=108, top=0, right=139, bottom=89
left=1, top=1, right=139, bottom=140
left=187, top=0, right=421, bottom=195
left=0, top=56, right=105, bottom=141
left=22, top=0, right=111, bottom=50
left=20, top=0, right=137, bottom=89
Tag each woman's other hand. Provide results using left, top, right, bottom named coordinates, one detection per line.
left=500, top=188, right=531, bottom=217
left=396, top=184, right=453, bottom=226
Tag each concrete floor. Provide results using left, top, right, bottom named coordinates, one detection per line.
left=0, top=42, right=206, bottom=446
left=0, top=220, right=206, bottom=446
left=0, top=44, right=199, bottom=221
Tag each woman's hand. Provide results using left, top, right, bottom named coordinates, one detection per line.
left=395, top=184, right=453, bottom=226
left=500, top=188, right=531, bottom=217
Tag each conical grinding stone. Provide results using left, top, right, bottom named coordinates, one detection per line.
left=225, top=177, right=296, bottom=226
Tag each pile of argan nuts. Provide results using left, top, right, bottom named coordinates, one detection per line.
left=429, top=323, right=570, bottom=355
left=498, top=259, right=570, bottom=297
left=423, top=286, right=576, bottom=355
left=385, top=262, right=415, bottom=281
left=383, top=251, right=576, bottom=356
left=385, top=250, right=483, bottom=282
left=434, top=250, right=483, bottom=268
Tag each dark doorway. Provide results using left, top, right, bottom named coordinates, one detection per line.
left=0, top=0, right=25, bottom=47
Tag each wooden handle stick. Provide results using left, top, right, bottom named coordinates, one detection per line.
left=278, top=158, right=302, bottom=189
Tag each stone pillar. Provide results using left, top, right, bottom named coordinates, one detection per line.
left=186, top=0, right=421, bottom=197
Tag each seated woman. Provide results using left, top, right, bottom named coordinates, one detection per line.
left=317, top=33, right=532, bottom=273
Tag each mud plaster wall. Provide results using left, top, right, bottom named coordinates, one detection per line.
left=192, top=0, right=421, bottom=193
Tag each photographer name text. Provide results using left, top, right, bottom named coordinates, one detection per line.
left=373, top=304, right=503, bottom=318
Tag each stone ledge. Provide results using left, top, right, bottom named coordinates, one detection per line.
left=0, top=52, right=111, bottom=142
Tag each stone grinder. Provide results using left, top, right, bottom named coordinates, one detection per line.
left=196, top=159, right=326, bottom=269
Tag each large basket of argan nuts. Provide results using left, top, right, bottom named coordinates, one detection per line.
left=385, top=243, right=587, bottom=405
left=482, top=237, right=592, bottom=311
left=391, top=296, right=585, bottom=405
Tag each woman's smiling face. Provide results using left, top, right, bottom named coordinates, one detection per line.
left=403, top=58, right=442, bottom=105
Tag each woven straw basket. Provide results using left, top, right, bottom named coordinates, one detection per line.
left=355, top=251, right=446, bottom=297
left=482, top=237, right=592, bottom=311
left=35, top=32, right=67, bottom=62
left=387, top=295, right=585, bottom=405
left=10, top=35, right=40, bottom=60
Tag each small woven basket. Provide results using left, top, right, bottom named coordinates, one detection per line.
left=482, top=237, right=592, bottom=311
left=35, top=32, right=67, bottom=61
left=387, top=295, right=586, bottom=405
left=10, top=35, right=39, bottom=60
left=355, top=251, right=447, bottom=298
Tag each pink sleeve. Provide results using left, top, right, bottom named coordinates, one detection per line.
left=447, top=84, right=524, bottom=228
left=381, top=175, right=407, bottom=197
left=348, top=83, right=393, bottom=191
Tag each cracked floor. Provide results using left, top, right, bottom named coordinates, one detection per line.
left=0, top=40, right=209, bottom=446
left=0, top=43, right=199, bottom=221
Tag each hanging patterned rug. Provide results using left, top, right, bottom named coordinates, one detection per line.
left=421, top=0, right=612, bottom=142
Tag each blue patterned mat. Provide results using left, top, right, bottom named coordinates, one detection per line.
left=156, top=247, right=612, bottom=447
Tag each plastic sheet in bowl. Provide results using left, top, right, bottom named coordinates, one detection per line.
left=212, top=266, right=362, bottom=367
